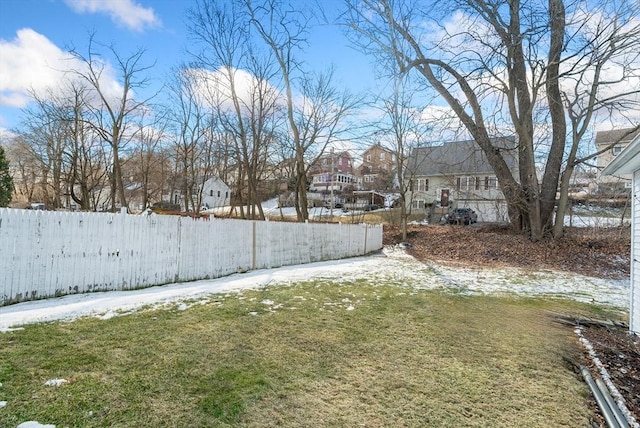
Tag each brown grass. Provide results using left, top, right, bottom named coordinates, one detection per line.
left=0, top=281, right=607, bottom=427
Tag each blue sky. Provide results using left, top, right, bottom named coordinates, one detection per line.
left=0, top=0, right=379, bottom=133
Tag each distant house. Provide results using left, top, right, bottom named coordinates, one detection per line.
left=602, top=132, right=640, bottom=334
left=308, top=151, right=357, bottom=193
left=357, top=144, right=396, bottom=191
left=595, top=127, right=640, bottom=194
left=200, top=177, right=231, bottom=209
left=166, top=176, right=231, bottom=211
left=405, top=137, right=518, bottom=222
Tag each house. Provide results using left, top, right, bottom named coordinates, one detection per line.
left=308, top=150, right=357, bottom=193
left=357, top=144, right=396, bottom=191
left=405, top=137, right=518, bottom=222
left=595, top=127, right=640, bottom=195
left=602, top=132, right=640, bottom=334
left=200, top=176, right=231, bottom=209
left=166, top=176, right=231, bottom=211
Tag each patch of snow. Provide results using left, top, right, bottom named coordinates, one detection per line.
left=44, top=379, right=68, bottom=387
left=261, top=300, right=274, bottom=305
left=248, top=312, right=259, bottom=316
left=17, top=423, right=56, bottom=428
left=0, top=246, right=630, bottom=331
left=346, top=305, right=355, bottom=311
left=0, top=400, right=6, bottom=408
left=576, top=328, right=639, bottom=428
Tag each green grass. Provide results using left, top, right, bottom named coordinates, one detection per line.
left=0, top=281, right=613, bottom=427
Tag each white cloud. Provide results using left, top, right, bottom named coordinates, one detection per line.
left=0, top=29, right=79, bottom=108
left=64, top=0, right=161, bottom=32
left=186, top=67, right=281, bottom=114
left=0, top=29, right=131, bottom=117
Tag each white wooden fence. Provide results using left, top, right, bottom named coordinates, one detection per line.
left=0, top=209, right=383, bottom=305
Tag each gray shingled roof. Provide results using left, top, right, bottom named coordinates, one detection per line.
left=594, top=127, right=640, bottom=145
left=406, top=137, right=517, bottom=176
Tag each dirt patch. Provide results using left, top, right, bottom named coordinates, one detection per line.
left=383, top=224, right=638, bottom=425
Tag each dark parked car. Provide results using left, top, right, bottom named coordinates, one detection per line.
left=446, top=208, right=478, bottom=225
left=362, top=204, right=380, bottom=211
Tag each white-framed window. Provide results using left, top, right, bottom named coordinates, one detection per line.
left=484, top=176, right=498, bottom=190
left=367, top=154, right=371, bottom=162
left=364, top=176, right=371, bottom=183
left=217, top=190, right=221, bottom=197
left=380, top=152, right=386, bottom=160
left=412, top=200, right=425, bottom=209
left=209, top=190, right=214, bottom=197
left=458, top=176, right=476, bottom=191
left=412, top=178, right=428, bottom=192
left=392, top=154, right=396, bottom=161
left=613, top=145, right=623, bottom=156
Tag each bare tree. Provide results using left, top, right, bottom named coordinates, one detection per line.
left=345, top=0, right=640, bottom=241
left=246, top=0, right=360, bottom=222
left=379, top=75, right=431, bottom=240
left=187, top=0, right=284, bottom=220
left=2, top=135, right=39, bottom=204
left=69, top=34, right=156, bottom=211
left=167, top=68, right=212, bottom=214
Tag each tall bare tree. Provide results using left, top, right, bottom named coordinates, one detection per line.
left=345, top=0, right=640, bottom=240
left=69, top=34, right=156, bottom=211
left=246, top=0, right=359, bottom=222
left=378, top=74, right=431, bottom=239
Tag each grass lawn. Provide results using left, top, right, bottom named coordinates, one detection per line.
left=0, top=280, right=613, bottom=427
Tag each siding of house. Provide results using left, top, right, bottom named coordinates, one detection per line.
left=633, top=169, right=640, bottom=333
left=409, top=174, right=507, bottom=222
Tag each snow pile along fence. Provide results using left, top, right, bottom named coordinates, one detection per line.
left=0, top=209, right=383, bottom=305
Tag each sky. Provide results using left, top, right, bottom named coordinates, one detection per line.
left=0, top=0, right=379, bottom=135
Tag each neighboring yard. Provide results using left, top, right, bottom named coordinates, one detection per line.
left=0, top=224, right=637, bottom=427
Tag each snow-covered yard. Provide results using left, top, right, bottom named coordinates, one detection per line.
left=0, top=245, right=629, bottom=332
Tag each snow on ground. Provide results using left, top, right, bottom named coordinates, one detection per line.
left=0, top=246, right=629, bottom=331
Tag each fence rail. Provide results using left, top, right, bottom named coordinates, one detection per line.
left=0, top=209, right=383, bottom=305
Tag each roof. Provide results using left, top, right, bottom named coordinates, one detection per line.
left=594, top=127, right=640, bottom=145
left=602, top=133, right=640, bottom=175
left=407, top=137, right=517, bottom=177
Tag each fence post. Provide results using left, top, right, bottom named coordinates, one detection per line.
left=252, top=220, right=257, bottom=270
left=364, top=224, right=368, bottom=255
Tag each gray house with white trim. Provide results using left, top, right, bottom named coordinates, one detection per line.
left=602, top=132, right=640, bottom=334
left=405, top=137, right=518, bottom=222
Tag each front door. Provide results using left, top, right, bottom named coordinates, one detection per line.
left=440, top=189, right=450, bottom=207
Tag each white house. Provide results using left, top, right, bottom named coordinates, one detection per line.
left=602, top=132, right=640, bottom=334
left=201, top=176, right=231, bottom=209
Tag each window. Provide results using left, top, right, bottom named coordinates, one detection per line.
left=412, top=178, right=428, bottom=192
left=412, top=200, right=425, bottom=209
left=484, top=176, right=498, bottom=190
left=392, top=154, right=396, bottom=161
left=217, top=190, right=221, bottom=197
left=367, top=154, right=371, bottom=162
left=613, top=146, right=623, bottom=156
left=323, top=158, right=327, bottom=165
left=380, top=152, right=386, bottom=160
left=365, top=176, right=371, bottom=183
left=209, top=190, right=214, bottom=197
left=381, top=164, right=387, bottom=170
left=457, top=176, right=476, bottom=191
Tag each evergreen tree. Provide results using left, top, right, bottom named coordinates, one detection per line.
left=0, top=145, right=14, bottom=207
